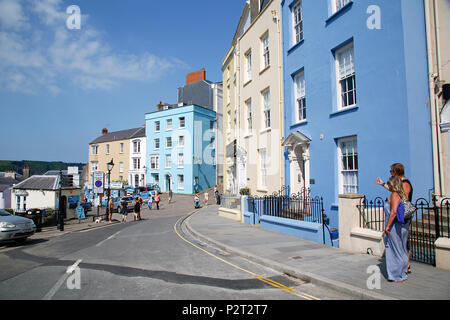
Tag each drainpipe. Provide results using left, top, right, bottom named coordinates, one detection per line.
left=423, top=0, right=443, bottom=198
left=272, top=9, right=285, bottom=192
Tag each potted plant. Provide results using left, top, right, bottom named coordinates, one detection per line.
left=239, top=187, right=251, bottom=196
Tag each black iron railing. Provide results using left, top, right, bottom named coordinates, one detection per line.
left=247, top=191, right=323, bottom=224
left=357, top=197, right=386, bottom=232
left=358, top=195, right=449, bottom=266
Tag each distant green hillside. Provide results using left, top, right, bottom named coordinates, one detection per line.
left=0, top=160, right=85, bottom=176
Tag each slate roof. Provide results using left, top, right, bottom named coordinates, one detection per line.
left=90, top=126, right=146, bottom=145
left=0, top=177, right=22, bottom=186
left=12, top=175, right=59, bottom=190
left=0, top=185, right=11, bottom=192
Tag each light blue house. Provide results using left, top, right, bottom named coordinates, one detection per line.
left=280, top=0, right=433, bottom=240
left=145, top=104, right=216, bottom=194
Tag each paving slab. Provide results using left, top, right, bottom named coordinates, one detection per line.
left=185, top=205, right=450, bottom=300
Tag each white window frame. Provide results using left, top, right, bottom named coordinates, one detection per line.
left=178, top=153, right=184, bottom=168
left=179, top=136, right=185, bottom=147
left=245, top=99, right=252, bottom=135
left=119, top=162, right=124, bottom=173
left=133, top=140, right=141, bottom=153
left=155, top=121, right=160, bottom=132
left=262, top=88, right=271, bottom=129
left=91, top=145, right=98, bottom=155
left=106, top=144, right=110, bottom=154
left=150, top=155, right=160, bottom=170
left=178, top=175, right=184, bottom=190
left=165, top=155, right=172, bottom=168
left=294, top=71, right=306, bottom=122
left=166, top=137, right=172, bottom=148
left=333, top=0, right=351, bottom=13
left=120, top=143, right=124, bottom=153
left=259, top=149, right=267, bottom=189
left=179, top=117, right=185, bottom=129
left=336, top=42, right=356, bottom=110
left=292, top=1, right=303, bottom=45
left=337, top=136, right=358, bottom=194
left=154, top=138, right=160, bottom=150
left=234, top=110, right=237, bottom=138
left=261, top=33, right=270, bottom=69
left=245, top=50, right=252, bottom=82
left=91, top=161, right=98, bottom=173
left=133, top=158, right=140, bottom=170
left=166, top=119, right=173, bottom=131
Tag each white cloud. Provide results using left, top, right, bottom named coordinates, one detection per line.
left=0, top=0, right=187, bottom=94
left=0, top=0, right=29, bottom=30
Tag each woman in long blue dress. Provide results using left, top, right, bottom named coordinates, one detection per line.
left=384, top=176, right=410, bottom=282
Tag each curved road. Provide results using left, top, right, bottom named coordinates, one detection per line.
left=0, top=194, right=349, bottom=301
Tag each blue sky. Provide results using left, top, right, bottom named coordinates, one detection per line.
left=0, top=0, right=244, bottom=163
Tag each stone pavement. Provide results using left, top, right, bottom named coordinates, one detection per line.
left=185, top=205, right=450, bottom=300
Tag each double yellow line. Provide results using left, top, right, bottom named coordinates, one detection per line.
left=174, top=214, right=320, bottom=301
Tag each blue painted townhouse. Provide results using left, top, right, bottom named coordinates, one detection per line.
left=281, top=0, right=433, bottom=232
left=145, top=103, right=217, bottom=194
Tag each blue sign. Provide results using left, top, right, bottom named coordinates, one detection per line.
left=95, top=180, right=103, bottom=188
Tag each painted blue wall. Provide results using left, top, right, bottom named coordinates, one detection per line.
left=145, top=105, right=216, bottom=194
left=281, top=0, right=433, bottom=231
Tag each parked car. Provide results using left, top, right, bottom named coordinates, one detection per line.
left=117, top=196, right=134, bottom=213
left=0, top=209, right=36, bottom=243
left=102, top=197, right=120, bottom=210
left=147, top=183, right=161, bottom=193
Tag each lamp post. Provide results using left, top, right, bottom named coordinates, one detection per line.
left=106, top=159, right=114, bottom=222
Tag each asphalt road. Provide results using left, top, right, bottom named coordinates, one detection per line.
left=0, top=194, right=350, bottom=301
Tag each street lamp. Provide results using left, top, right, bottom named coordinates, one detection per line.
left=107, top=159, right=114, bottom=222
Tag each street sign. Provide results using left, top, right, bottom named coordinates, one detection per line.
left=93, top=171, right=104, bottom=194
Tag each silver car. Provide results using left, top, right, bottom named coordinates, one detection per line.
left=0, top=209, right=36, bottom=243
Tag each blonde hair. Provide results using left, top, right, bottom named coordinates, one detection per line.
left=387, top=176, right=405, bottom=198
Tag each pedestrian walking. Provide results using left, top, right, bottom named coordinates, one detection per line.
left=108, top=198, right=114, bottom=223
left=148, top=193, right=153, bottom=210
left=194, top=194, right=201, bottom=209
left=120, top=197, right=128, bottom=223
left=383, top=176, right=410, bottom=283
left=134, top=199, right=141, bottom=221
left=168, top=189, right=173, bottom=205
left=375, top=163, right=413, bottom=273
left=203, top=191, right=209, bottom=206
left=214, top=186, right=220, bottom=205
left=155, top=192, right=160, bottom=210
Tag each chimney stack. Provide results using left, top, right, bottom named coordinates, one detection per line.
left=102, top=128, right=108, bottom=135
left=186, top=68, right=206, bottom=85
left=22, top=166, right=30, bottom=179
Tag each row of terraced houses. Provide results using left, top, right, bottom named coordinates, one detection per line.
left=87, top=0, right=450, bottom=236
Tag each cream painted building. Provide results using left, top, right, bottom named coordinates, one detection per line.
left=424, top=0, right=450, bottom=199
left=223, top=0, right=284, bottom=196
left=88, top=127, right=146, bottom=187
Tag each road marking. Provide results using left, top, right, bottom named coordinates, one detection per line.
left=95, top=231, right=121, bottom=247
left=42, top=259, right=82, bottom=300
left=173, top=214, right=320, bottom=300
left=78, top=222, right=120, bottom=233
